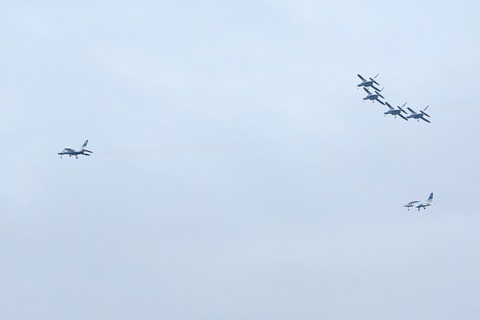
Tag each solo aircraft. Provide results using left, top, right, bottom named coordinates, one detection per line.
left=384, top=102, right=408, bottom=121
left=404, top=193, right=434, bottom=211
left=363, top=87, right=385, bottom=105
left=357, top=73, right=381, bottom=91
left=58, top=140, right=93, bottom=159
left=406, top=106, right=431, bottom=123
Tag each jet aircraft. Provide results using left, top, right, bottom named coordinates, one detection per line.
left=363, top=87, right=385, bottom=105
left=58, top=140, right=93, bottom=159
left=406, top=105, right=431, bottom=123
left=384, top=102, right=408, bottom=121
left=357, top=73, right=380, bottom=91
left=404, top=193, right=434, bottom=211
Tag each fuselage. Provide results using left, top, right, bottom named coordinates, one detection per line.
left=404, top=201, right=420, bottom=210
left=407, top=113, right=422, bottom=119
left=385, top=109, right=401, bottom=115
left=58, top=149, right=92, bottom=158
left=363, top=94, right=378, bottom=101
left=416, top=198, right=433, bottom=210
left=58, top=150, right=82, bottom=156
left=358, top=81, right=374, bottom=88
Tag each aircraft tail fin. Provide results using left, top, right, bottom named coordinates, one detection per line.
left=428, top=193, right=433, bottom=201
left=82, top=140, right=89, bottom=148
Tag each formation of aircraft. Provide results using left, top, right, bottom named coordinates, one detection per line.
left=404, top=193, right=434, bottom=211
left=357, top=74, right=432, bottom=123
left=58, top=140, right=93, bottom=159
left=56, top=74, right=437, bottom=214
left=357, top=73, right=435, bottom=211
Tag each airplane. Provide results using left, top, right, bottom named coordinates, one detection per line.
left=357, top=73, right=381, bottom=91
left=58, top=140, right=93, bottom=159
left=406, top=105, right=431, bottom=123
left=363, top=87, right=385, bottom=105
left=384, top=102, right=408, bottom=121
left=404, top=193, right=434, bottom=211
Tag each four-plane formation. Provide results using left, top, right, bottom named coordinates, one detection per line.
left=357, top=73, right=432, bottom=123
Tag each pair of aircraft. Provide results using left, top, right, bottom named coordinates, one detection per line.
left=357, top=74, right=385, bottom=105
left=404, top=193, right=434, bottom=211
left=384, top=102, right=431, bottom=123
left=357, top=74, right=431, bottom=123
left=58, top=140, right=93, bottom=159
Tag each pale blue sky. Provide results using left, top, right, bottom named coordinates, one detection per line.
left=0, top=1, right=479, bottom=319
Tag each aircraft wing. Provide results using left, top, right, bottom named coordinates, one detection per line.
left=420, top=110, right=431, bottom=118
left=363, top=87, right=371, bottom=94
left=357, top=74, right=366, bottom=81
left=369, top=77, right=380, bottom=86
left=415, top=201, right=427, bottom=208
left=375, top=98, right=385, bottom=105
left=407, top=107, right=416, bottom=114
left=420, top=117, right=431, bottom=123
left=385, top=102, right=394, bottom=110
left=398, top=106, right=407, bottom=114
left=398, top=114, right=408, bottom=121
left=371, top=84, right=380, bottom=91
left=407, top=200, right=421, bottom=206
left=64, top=148, right=75, bottom=152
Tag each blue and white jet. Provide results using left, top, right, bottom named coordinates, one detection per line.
left=58, top=140, right=93, bottom=159
left=357, top=73, right=381, bottom=91
left=404, top=193, right=434, bottom=211
left=363, top=87, right=385, bottom=105
left=406, top=105, right=431, bottom=123
left=384, top=102, right=408, bottom=121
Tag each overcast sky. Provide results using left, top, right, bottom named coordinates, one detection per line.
left=1, top=1, right=479, bottom=319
